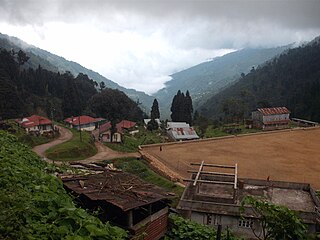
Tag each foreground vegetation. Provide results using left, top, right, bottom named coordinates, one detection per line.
left=0, top=131, right=127, bottom=239
left=102, top=157, right=184, bottom=207
left=165, top=214, right=240, bottom=240
left=46, top=128, right=97, bottom=161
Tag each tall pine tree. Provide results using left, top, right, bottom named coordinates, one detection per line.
left=170, top=90, right=193, bottom=124
left=150, top=99, right=160, bottom=119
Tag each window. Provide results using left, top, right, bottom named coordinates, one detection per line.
left=238, top=219, right=253, bottom=228
left=206, top=214, right=220, bottom=225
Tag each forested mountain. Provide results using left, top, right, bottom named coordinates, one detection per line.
left=153, top=46, right=291, bottom=118
left=0, top=49, right=144, bottom=122
left=0, top=33, right=154, bottom=111
left=199, top=36, right=320, bottom=122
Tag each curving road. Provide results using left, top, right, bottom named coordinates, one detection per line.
left=33, top=126, right=140, bottom=164
left=74, top=141, right=141, bottom=164
left=32, top=126, right=73, bottom=160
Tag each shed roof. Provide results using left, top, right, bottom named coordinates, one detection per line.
left=117, top=120, right=136, bottom=129
left=99, top=121, right=112, bottom=133
left=64, top=115, right=102, bottom=125
left=62, top=171, right=171, bottom=211
left=257, top=107, right=290, bottom=115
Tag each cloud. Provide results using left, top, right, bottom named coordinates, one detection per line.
left=0, top=0, right=320, bottom=94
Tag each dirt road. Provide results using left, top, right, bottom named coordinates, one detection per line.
left=141, top=128, right=320, bottom=189
left=73, top=141, right=141, bottom=164
left=33, top=126, right=140, bottom=163
left=32, top=126, right=73, bottom=159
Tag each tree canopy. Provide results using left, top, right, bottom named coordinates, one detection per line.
left=0, top=49, right=144, bottom=121
left=87, top=88, right=144, bottom=122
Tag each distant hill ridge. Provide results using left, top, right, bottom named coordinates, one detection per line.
left=153, top=45, right=292, bottom=119
left=199, top=36, right=320, bottom=122
left=0, top=33, right=154, bottom=111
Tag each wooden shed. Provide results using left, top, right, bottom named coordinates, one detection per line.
left=62, top=170, right=171, bottom=240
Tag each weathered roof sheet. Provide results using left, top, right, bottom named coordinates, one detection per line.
left=62, top=171, right=170, bottom=211
left=167, top=122, right=190, bottom=128
left=167, top=127, right=199, bottom=140
left=257, top=107, right=290, bottom=115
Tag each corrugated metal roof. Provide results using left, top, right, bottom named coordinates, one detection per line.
left=64, top=115, right=101, bottom=125
left=257, top=107, right=290, bottom=115
left=167, top=127, right=199, bottom=140
left=62, top=171, right=170, bottom=211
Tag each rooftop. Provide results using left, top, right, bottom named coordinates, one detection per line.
left=62, top=170, right=171, bottom=212
left=17, top=115, right=52, bottom=128
left=178, top=161, right=320, bottom=222
left=257, top=107, right=290, bottom=115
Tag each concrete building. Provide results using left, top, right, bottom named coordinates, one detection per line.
left=166, top=122, right=199, bottom=141
left=177, top=161, right=320, bottom=239
left=252, top=107, right=290, bottom=130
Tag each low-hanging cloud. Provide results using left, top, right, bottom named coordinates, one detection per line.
left=0, top=0, right=320, bottom=94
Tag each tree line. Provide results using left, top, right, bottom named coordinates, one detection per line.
left=0, top=49, right=143, bottom=122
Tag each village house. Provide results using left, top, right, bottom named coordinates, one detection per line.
left=16, top=115, right=53, bottom=134
left=166, top=122, right=199, bottom=141
left=252, top=107, right=290, bottom=130
left=177, top=161, right=320, bottom=239
left=92, top=120, right=137, bottom=143
left=64, top=115, right=105, bottom=131
left=62, top=170, right=171, bottom=240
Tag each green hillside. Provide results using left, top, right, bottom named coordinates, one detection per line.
left=0, top=48, right=144, bottom=121
left=0, top=33, right=154, bottom=111
left=0, top=131, right=127, bottom=239
left=199, top=37, right=320, bottom=122
left=153, top=46, right=291, bottom=119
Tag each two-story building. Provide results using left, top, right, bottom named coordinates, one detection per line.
left=252, top=107, right=290, bottom=130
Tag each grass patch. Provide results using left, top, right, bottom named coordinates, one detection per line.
left=102, top=157, right=184, bottom=207
left=2, top=120, right=56, bottom=147
left=46, top=128, right=97, bottom=161
left=203, top=124, right=261, bottom=138
left=105, top=127, right=164, bottom=152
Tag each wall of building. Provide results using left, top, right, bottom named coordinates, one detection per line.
left=190, top=211, right=261, bottom=239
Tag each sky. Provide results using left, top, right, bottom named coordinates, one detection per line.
left=0, top=0, right=320, bottom=94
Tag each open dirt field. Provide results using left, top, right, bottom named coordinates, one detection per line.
left=141, top=128, right=320, bottom=189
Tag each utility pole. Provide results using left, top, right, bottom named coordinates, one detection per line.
left=78, top=116, right=82, bottom=142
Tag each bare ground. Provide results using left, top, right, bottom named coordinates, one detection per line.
left=141, top=128, right=320, bottom=189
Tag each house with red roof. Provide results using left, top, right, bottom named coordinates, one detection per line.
left=92, top=120, right=137, bottom=143
left=16, top=115, right=53, bottom=134
left=252, top=107, right=290, bottom=130
left=64, top=116, right=105, bottom=131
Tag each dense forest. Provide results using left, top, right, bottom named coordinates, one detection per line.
left=0, top=49, right=144, bottom=122
left=199, top=37, right=320, bottom=122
